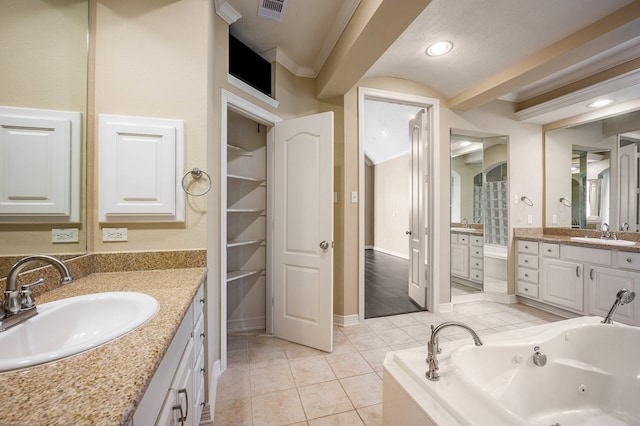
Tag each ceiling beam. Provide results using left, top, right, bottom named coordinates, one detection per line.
left=315, top=0, right=432, bottom=100
left=448, top=1, right=640, bottom=111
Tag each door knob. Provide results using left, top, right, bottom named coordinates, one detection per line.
left=405, top=230, right=412, bottom=235
left=319, top=241, right=329, bottom=249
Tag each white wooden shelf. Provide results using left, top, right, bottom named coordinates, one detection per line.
left=227, top=174, right=265, bottom=185
left=227, top=269, right=263, bottom=283
left=227, top=208, right=265, bottom=214
left=227, top=239, right=264, bottom=248
left=227, top=144, right=252, bottom=156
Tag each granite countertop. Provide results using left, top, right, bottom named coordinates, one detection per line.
left=0, top=267, right=207, bottom=426
left=450, top=227, right=483, bottom=235
left=515, top=232, right=640, bottom=253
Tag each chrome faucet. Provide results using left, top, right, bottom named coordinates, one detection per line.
left=600, top=223, right=616, bottom=240
left=426, top=321, right=483, bottom=381
left=461, top=218, right=470, bottom=229
left=602, top=289, right=635, bottom=324
left=1, top=255, right=73, bottom=331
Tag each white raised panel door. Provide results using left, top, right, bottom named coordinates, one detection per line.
left=588, top=265, right=639, bottom=325
left=273, top=112, right=334, bottom=352
left=450, top=243, right=469, bottom=279
left=619, top=141, right=637, bottom=231
left=408, top=110, right=427, bottom=308
left=542, top=258, right=584, bottom=312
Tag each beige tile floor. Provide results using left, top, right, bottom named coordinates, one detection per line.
left=213, top=300, right=564, bottom=425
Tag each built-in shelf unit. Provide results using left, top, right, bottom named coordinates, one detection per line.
left=225, top=110, right=268, bottom=333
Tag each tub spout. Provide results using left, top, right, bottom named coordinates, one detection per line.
left=426, top=321, right=483, bottom=381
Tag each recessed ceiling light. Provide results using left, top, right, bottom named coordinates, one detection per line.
left=426, top=41, right=453, bottom=57
left=587, top=99, right=614, bottom=108
left=381, top=130, right=388, bottom=136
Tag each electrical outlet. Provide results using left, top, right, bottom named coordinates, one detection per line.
left=351, top=191, right=358, bottom=203
left=103, top=227, right=128, bottom=242
left=52, top=228, right=79, bottom=243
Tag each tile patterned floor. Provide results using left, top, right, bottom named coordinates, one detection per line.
left=213, top=300, right=564, bottom=425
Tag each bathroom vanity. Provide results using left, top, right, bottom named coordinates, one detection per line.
left=516, top=233, right=640, bottom=325
left=0, top=268, right=207, bottom=426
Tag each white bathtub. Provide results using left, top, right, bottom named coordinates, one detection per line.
left=383, top=316, right=640, bottom=426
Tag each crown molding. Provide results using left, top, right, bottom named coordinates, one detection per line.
left=215, top=0, right=241, bottom=25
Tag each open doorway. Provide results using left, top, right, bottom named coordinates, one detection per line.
left=358, top=88, right=440, bottom=320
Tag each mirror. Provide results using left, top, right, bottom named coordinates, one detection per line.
left=0, top=0, right=89, bottom=276
left=545, top=109, right=640, bottom=232
left=450, top=130, right=508, bottom=298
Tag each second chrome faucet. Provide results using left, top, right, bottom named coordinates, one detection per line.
left=426, top=321, right=483, bottom=381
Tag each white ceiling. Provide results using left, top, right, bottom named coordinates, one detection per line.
left=221, top=0, right=640, bottom=163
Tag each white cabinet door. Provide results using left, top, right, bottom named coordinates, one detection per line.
left=155, top=339, right=195, bottom=426
left=450, top=243, right=469, bottom=279
left=542, top=258, right=584, bottom=312
left=588, top=265, right=640, bottom=325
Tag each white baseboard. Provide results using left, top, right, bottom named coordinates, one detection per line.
left=205, top=360, right=221, bottom=426
left=438, top=302, right=453, bottom=313
left=483, top=292, right=519, bottom=304
left=364, top=245, right=374, bottom=250
left=451, top=292, right=485, bottom=304
left=334, top=314, right=360, bottom=327
left=227, top=316, right=265, bottom=333
left=372, top=246, right=409, bottom=260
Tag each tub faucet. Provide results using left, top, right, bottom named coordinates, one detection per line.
left=426, top=321, right=483, bottom=381
left=1, top=255, right=73, bottom=331
left=602, top=289, right=635, bottom=324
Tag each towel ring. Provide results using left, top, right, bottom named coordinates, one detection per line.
left=520, top=196, right=534, bottom=207
left=559, top=197, right=572, bottom=207
left=181, top=168, right=212, bottom=196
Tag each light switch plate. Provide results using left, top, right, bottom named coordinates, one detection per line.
left=351, top=191, right=358, bottom=203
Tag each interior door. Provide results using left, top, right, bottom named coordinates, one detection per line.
left=408, top=110, right=427, bottom=308
left=273, top=111, right=334, bottom=352
left=619, top=140, right=637, bottom=231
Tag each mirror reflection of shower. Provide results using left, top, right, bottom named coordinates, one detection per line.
left=571, top=150, right=610, bottom=229
left=450, top=129, right=509, bottom=301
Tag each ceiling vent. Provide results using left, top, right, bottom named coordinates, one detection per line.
left=258, top=0, right=288, bottom=22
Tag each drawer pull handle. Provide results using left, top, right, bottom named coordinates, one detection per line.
left=200, top=332, right=206, bottom=339
left=524, top=287, right=529, bottom=292
left=524, top=259, right=529, bottom=263
left=627, top=258, right=632, bottom=263
left=590, top=268, right=594, bottom=280
left=524, top=245, right=529, bottom=249
left=547, top=249, right=552, bottom=252
left=576, top=266, right=580, bottom=277
left=524, top=273, right=529, bottom=277
left=200, top=298, right=205, bottom=304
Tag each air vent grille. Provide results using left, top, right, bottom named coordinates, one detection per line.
left=258, top=0, right=288, bottom=22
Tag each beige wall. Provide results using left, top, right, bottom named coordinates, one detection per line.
left=91, top=0, right=212, bottom=253
left=374, top=154, right=410, bottom=258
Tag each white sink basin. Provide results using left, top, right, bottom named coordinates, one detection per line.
left=569, top=237, right=636, bottom=246
left=0, top=292, right=159, bottom=372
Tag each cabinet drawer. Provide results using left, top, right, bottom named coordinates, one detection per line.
left=518, top=253, right=539, bottom=269
left=518, top=267, right=538, bottom=284
left=541, top=243, right=559, bottom=258
left=458, top=234, right=469, bottom=245
left=517, top=240, right=538, bottom=254
left=471, top=235, right=483, bottom=246
left=616, top=251, right=640, bottom=271
left=470, top=258, right=483, bottom=270
left=517, top=281, right=539, bottom=298
left=563, top=245, right=611, bottom=266
left=469, top=268, right=483, bottom=283
left=470, top=246, right=483, bottom=258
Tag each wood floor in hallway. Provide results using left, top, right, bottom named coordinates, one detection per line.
left=364, top=249, right=421, bottom=319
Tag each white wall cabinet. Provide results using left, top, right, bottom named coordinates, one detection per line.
left=517, top=239, right=640, bottom=325
left=98, top=114, right=185, bottom=223
left=133, top=283, right=206, bottom=426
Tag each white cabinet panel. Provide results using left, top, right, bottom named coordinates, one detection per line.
left=0, top=107, right=81, bottom=222
left=541, top=258, right=584, bottom=312
left=588, top=266, right=639, bottom=324
left=98, top=114, right=184, bottom=222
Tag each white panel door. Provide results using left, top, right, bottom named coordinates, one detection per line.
left=619, top=141, right=637, bottom=231
left=273, top=112, right=334, bottom=352
left=408, top=110, right=427, bottom=308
